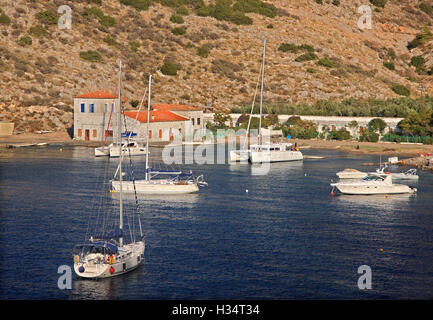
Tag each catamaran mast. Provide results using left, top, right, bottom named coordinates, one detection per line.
left=259, top=38, right=266, bottom=147
left=145, top=74, right=152, bottom=181
left=118, top=60, right=123, bottom=247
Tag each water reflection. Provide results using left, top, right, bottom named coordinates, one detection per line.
left=334, top=193, right=415, bottom=212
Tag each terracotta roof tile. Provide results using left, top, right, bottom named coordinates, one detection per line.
left=152, top=103, right=203, bottom=111
left=74, top=91, right=118, bottom=99
left=124, top=110, right=189, bottom=123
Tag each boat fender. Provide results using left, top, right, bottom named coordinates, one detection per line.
left=74, top=255, right=80, bottom=263
left=109, top=267, right=115, bottom=274
left=78, top=266, right=85, bottom=273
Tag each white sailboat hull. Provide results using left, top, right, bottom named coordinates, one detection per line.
left=110, top=147, right=147, bottom=158
left=112, top=179, right=199, bottom=194
left=249, top=150, right=303, bottom=163
left=74, top=241, right=145, bottom=279
left=230, top=150, right=250, bottom=162
left=95, top=146, right=111, bottom=157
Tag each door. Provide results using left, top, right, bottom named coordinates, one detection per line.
left=85, top=129, right=90, bottom=141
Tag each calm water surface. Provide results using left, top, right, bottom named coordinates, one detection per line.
left=0, top=145, right=432, bottom=299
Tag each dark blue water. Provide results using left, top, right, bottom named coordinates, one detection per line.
left=1, top=145, right=433, bottom=300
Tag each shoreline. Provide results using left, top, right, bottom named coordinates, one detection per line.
left=1, top=131, right=433, bottom=158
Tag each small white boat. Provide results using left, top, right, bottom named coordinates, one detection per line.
left=95, top=145, right=111, bottom=157
left=336, top=168, right=367, bottom=179
left=109, top=141, right=147, bottom=158
left=331, top=175, right=417, bottom=195
left=369, top=167, right=419, bottom=181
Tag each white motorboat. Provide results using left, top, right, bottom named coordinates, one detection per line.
left=229, top=39, right=302, bottom=164
left=95, top=144, right=111, bottom=157
left=369, top=167, right=419, bottom=181
left=330, top=175, right=417, bottom=195
left=74, top=60, right=145, bottom=279
left=336, top=168, right=367, bottom=179
left=109, top=140, right=147, bottom=158
left=110, top=75, right=207, bottom=194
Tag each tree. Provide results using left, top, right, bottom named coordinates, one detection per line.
left=213, top=111, right=230, bottom=127
left=368, top=118, right=387, bottom=134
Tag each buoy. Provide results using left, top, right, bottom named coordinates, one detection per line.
left=331, top=191, right=334, bottom=196
left=380, top=248, right=383, bottom=252
left=109, top=189, right=114, bottom=193
left=109, top=267, right=115, bottom=274
left=385, top=194, right=389, bottom=198
left=59, top=148, right=62, bottom=152
left=245, top=189, right=248, bottom=193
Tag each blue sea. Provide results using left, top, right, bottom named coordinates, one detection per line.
left=0, top=145, right=432, bottom=300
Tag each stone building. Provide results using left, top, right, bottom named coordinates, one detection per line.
left=73, top=91, right=201, bottom=142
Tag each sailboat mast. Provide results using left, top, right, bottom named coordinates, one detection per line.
left=259, top=38, right=266, bottom=146
left=145, top=74, right=152, bottom=181
left=118, top=60, right=123, bottom=247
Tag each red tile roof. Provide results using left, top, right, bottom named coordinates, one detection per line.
left=124, top=110, right=189, bottom=123
left=152, top=104, right=203, bottom=111
left=74, top=91, right=118, bottom=99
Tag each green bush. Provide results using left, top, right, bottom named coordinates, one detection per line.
left=369, top=0, right=387, bottom=8
left=232, top=0, right=277, bottom=18
left=37, top=11, right=59, bottom=25
left=407, top=26, right=433, bottom=50
left=315, top=0, right=323, bottom=4
left=83, top=7, right=104, bottom=19
left=410, top=55, right=425, bottom=68
left=99, top=15, right=116, bottom=27
left=170, top=14, right=184, bottom=24
left=119, top=0, right=151, bottom=11
left=332, top=0, right=340, bottom=6
left=80, top=50, right=102, bottom=62
left=176, top=5, right=189, bottom=15
left=278, top=43, right=299, bottom=53
left=317, top=56, right=336, bottom=68
left=18, top=36, right=32, bottom=46
left=295, top=52, right=317, bottom=62
left=0, top=11, right=11, bottom=25
left=161, top=61, right=178, bottom=75
left=383, top=61, right=395, bottom=70
left=197, top=45, right=210, bottom=58
left=129, top=40, right=141, bottom=52
left=171, top=27, right=186, bottom=35
left=359, top=131, right=379, bottom=142
left=29, top=24, right=48, bottom=38
left=423, top=136, right=433, bottom=145
left=368, top=118, right=387, bottom=134
left=391, top=84, right=410, bottom=97
left=103, top=35, right=118, bottom=46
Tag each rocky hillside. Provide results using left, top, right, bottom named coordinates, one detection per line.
left=0, top=0, right=432, bottom=133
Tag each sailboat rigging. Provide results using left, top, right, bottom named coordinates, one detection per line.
left=230, top=39, right=303, bottom=163
left=73, top=60, right=145, bottom=279
left=110, top=74, right=207, bottom=194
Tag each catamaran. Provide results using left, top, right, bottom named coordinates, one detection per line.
left=73, top=61, right=145, bottom=278
left=111, top=75, right=207, bottom=194
left=230, top=39, right=303, bottom=163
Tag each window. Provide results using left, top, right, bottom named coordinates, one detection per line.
left=197, top=118, right=200, bottom=125
left=93, top=129, right=97, bottom=138
left=111, top=103, right=114, bottom=112
left=105, top=130, right=113, bottom=137
left=77, top=129, right=82, bottom=137
left=80, top=103, right=85, bottom=113
left=105, top=104, right=108, bottom=112
left=159, top=129, right=162, bottom=139
left=89, top=103, right=95, bottom=113
left=192, top=118, right=195, bottom=125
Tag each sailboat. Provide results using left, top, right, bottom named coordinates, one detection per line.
left=111, top=75, right=207, bottom=194
left=73, top=61, right=145, bottom=278
left=230, top=39, right=303, bottom=163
